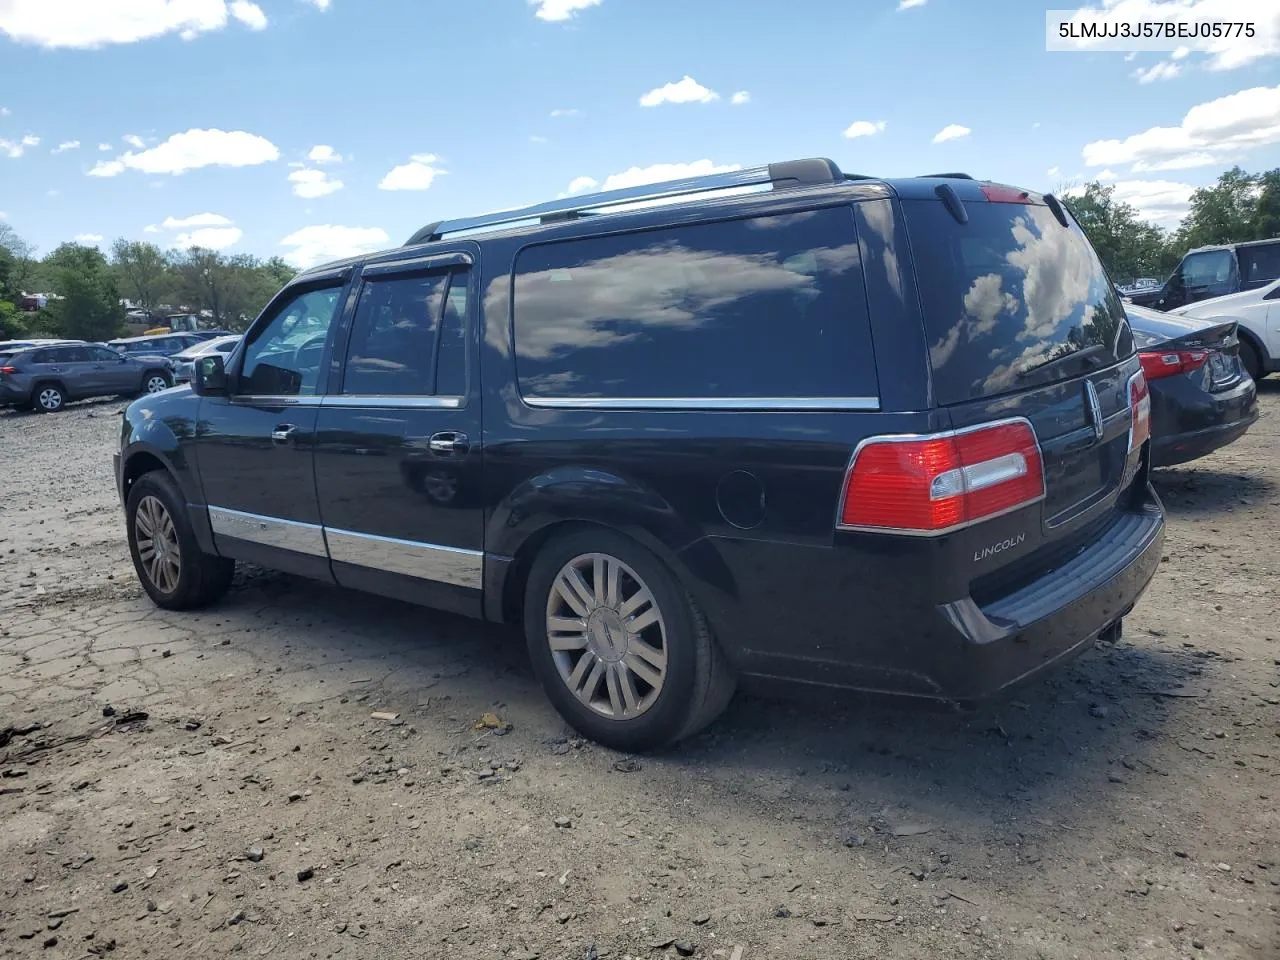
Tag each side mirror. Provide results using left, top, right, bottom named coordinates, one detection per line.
left=193, top=354, right=228, bottom=396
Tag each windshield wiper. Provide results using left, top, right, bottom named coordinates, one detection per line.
left=1016, top=343, right=1108, bottom=380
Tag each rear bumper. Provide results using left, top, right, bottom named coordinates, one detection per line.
left=933, top=497, right=1164, bottom=699
left=1150, top=375, right=1258, bottom=467
left=0, top=381, right=29, bottom=406
left=718, top=485, right=1166, bottom=702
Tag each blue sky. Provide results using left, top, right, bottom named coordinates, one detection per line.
left=1, top=0, right=1278, bottom=266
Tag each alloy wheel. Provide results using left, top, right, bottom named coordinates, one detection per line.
left=545, top=552, right=668, bottom=720
left=38, top=388, right=62, bottom=410
left=145, top=376, right=169, bottom=394
left=135, top=495, right=181, bottom=594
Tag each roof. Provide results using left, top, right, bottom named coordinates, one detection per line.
left=293, top=157, right=1047, bottom=276
left=1188, top=237, right=1280, bottom=254
left=108, top=333, right=186, bottom=344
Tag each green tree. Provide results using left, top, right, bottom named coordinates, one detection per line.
left=1176, top=166, right=1261, bottom=249
left=0, top=222, right=38, bottom=297
left=1252, top=168, right=1280, bottom=240
left=42, top=243, right=125, bottom=341
left=1063, top=182, right=1174, bottom=282
left=110, top=239, right=171, bottom=311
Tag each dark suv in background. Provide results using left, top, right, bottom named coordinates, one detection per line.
left=114, top=158, right=1166, bottom=750
left=1, top=341, right=173, bottom=412
left=1126, top=238, right=1280, bottom=311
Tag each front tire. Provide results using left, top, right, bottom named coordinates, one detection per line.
left=524, top=529, right=735, bottom=751
left=126, top=471, right=234, bottom=610
left=32, top=383, right=66, bottom=413
left=142, top=371, right=173, bottom=395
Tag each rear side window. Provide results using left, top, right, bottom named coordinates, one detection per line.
left=903, top=199, right=1134, bottom=404
left=512, top=208, right=875, bottom=401
left=54, top=346, right=89, bottom=362
left=342, top=271, right=461, bottom=397
left=1239, top=243, right=1280, bottom=284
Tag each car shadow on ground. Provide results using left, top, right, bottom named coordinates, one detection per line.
left=212, top=566, right=1198, bottom=830
left=1153, top=466, right=1276, bottom=516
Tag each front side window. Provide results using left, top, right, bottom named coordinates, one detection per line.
left=54, top=346, right=90, bottom=363
left=1181, top=250, right=1235, bottom=288
left=239, top=285, right=343, bottom=396
left=512, top=209, right=873, bottom=400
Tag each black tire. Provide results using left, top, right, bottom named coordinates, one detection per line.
left=140, top=370, right=173, bottom=395
left=31, top=382, right=66, bottom=413
left=523, top=528, right=735, bottom=752
left=1239, top=338, right=1264, bottom=382
left=125, top=470, right=234, bottom=610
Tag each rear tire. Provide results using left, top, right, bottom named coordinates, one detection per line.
left=141, top=371, right=173, bottom=395
left=32, top=383, right=66, bottom=413
left=126, top=471, right=234, bottom=610
left=1239, top=339, right=1264, bottom=382
left=523, top=528, right=735, bottom=752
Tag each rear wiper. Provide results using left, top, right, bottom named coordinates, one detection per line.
left=1016, top=343, right=1108, bottom=380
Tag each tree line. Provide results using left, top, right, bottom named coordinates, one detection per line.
left=1065, top=165, right=1280, bottom=283
left=0, top=224, right=295, bottom=343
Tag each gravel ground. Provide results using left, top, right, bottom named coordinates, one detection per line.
left=0, top=388, right=1277, bottom=960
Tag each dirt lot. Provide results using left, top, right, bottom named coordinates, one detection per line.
left=1, top=389, right=1277, bottom=960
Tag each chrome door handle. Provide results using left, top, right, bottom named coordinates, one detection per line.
left=271, top=424, right=298, bottom=444
left=428, top=431, right=469, bottom=454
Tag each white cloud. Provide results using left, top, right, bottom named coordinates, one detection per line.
left=0, top=0, right=271, bottom=49
left=307, top=0, right=332, bottom=8
left=843, top=120, right=886, bottom=139
left=174, top=226, right=242, bottom=250
left=229, top=0, right=265, bottom=29
left=550, top=108, right=580, bottom=118
left=564, top=175, right=599, bottom=195
left=1053, top=0, right=1280, bottom=71
left=73, top=233, right=104, bottom=244
left=640, top=75, right=720, bottom=107
left=601, top=159, right=741, bottom=191
left=97, top=142, right=112, bottom=151
left=731, top=91, right=751, bottom=105
left=1132, top=60, right=1180, bottom=83
left=123, top=134, right=146, bottom=148
left=280, top=225, right=390, bottom=268
left=1083, top=84, right=1280, bottom=168
left=1096, top=168, right=1119, bottom=180
left=1064, top=177, right=1195, bottom=226
left=0, top=106, right=9, bottom=116
left=0, top=135, right=39, bottom=158
left=1032, top=121, right=1042, bottom=128
left=53, top=140, right=80, bottom=154
left=89, top=128, right=279, bottom=177
left=1132, top=152, right=1221, bottom=171
left=143, top=224, right=161, bottom=233
left=289, top=167, right=344, bottom=198
left=162, top=213, right=233, bottom=228
left=378, top=153, right=444, bottom=191
left=308, top=144, right=342, bottom=164
left=1047, top=165, right=1061, bottom=177
left=529, top=135, right=549, bottom=144
left=932, top=123, right=971, bottom=143
left=528, top=0, right=602, bottom=21
left=897, top=0, right=927, bottom=8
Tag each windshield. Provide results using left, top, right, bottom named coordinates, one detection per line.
left=902, top=198, right=1134, bottom=405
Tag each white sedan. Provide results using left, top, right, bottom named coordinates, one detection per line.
left=1171, top=278, right=1279, bottom=382
left=170, top=336, right=241, bottom=384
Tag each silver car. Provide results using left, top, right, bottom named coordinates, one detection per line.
left=0, top=341, right=174, bottom=413
left=170, top=335, right=241, bottom=384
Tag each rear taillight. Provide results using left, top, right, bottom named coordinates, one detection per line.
left=838, top=419, right=1045, bottom=535
left=0, top=366, right=18, bottom=375
left=1128, top=370, right=1151, bottom=455
left=1138, top=349, right=1207, bottom=381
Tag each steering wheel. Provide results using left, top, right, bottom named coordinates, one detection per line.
left=292, top=334, right=327, bottom=379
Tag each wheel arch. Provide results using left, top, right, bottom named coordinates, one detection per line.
left=120, top=441, right=216, bottom=554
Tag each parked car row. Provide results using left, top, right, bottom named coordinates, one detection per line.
left=0, top=331, right=241, bottom=413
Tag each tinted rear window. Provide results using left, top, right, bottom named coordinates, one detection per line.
left=903, top=199, right=1133, bottom=405
left=512, top=208, right=876, bottom=401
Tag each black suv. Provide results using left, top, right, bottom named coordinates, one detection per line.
left=1126, top=238, right=1280, bottom=311
left=114, top=158, right=1166, bottom=750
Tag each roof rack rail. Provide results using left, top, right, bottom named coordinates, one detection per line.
left=404, top=157, right=844, bottom=246
left=919, top=172, right=975, bottom=180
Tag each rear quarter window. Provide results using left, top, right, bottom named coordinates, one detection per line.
left=512, top=208, right=877, bottom=402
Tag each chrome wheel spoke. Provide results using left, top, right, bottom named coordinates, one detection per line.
left=135, top=496, right=180, bottom=594
left=554, top=568, right=594, bottom=618
left=625, top=599, right=660, bottom=634
left=604, top=559, right=621, bottom=608
left=629, top=637, right=666, bottom=671
left=605, top=663, right=625, bottom=717
left=616, top=662, right=641, bottom=714
left=624, top=652, right=662, bottom=689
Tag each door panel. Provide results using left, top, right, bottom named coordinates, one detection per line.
left=313, top=257, right=484, bottom=616
left=192, top=281, right=348, bottom=580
